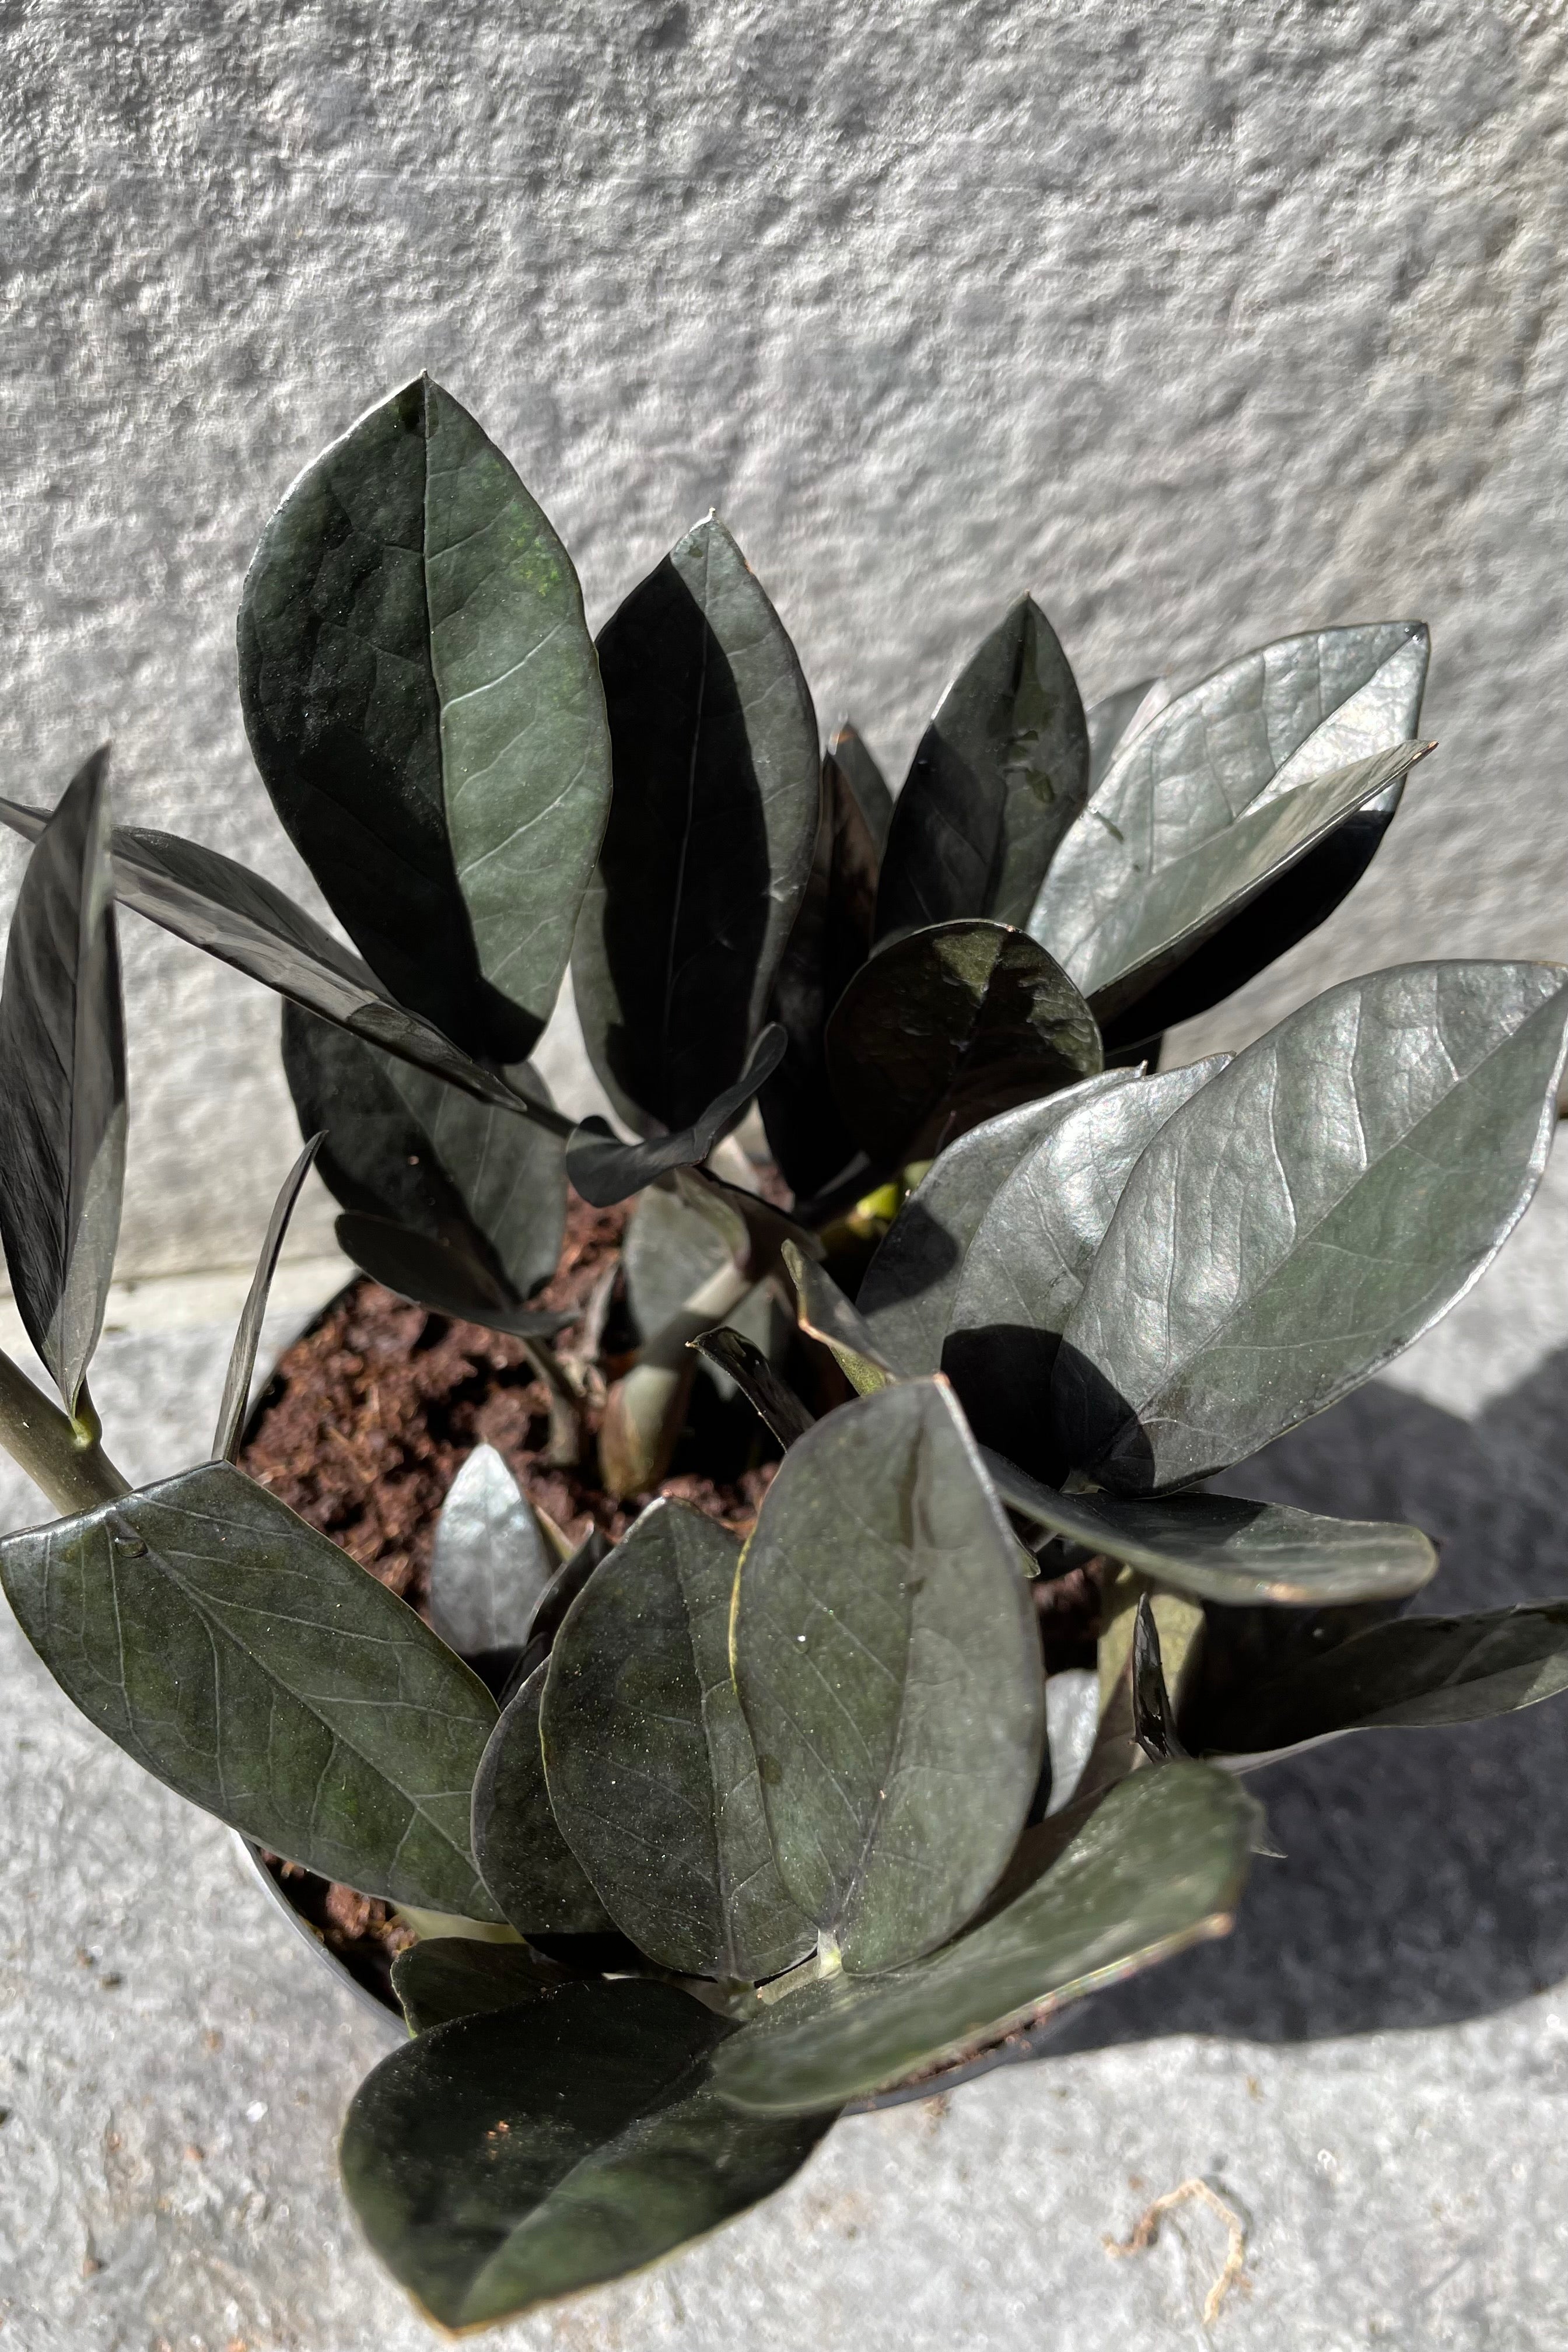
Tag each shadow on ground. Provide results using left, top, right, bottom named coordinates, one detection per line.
left=1048, top=1342, right=1568, bottom=2051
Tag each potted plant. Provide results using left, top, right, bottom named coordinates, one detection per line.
left=3, top=377, right=1568, bottom=2333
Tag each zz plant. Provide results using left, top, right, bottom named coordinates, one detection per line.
left=3, top=377, right=1568, bottom=2330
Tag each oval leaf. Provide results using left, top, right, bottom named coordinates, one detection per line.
left=0, top=748, right=127, bottom=1415
left=1030, top=623, right=1429, bottom=1011
left=429, top=1447, right=555, bottom=1662
left=239, top=376, right=610, bottom=1059
left=0, top=1462, right=502, bottom=1917
left=1194, top=1601, right=1568, bottom=1755
left=943, top=1060, right=1227, bottom=1472
left=331, top=1214, right=570, bottom=1338
left=1059, top=961, right=1568, bottom=1492
left=284, top=1003, right=567, bottom=1314
left=732, top=1378, right=1045, bottom=1975
left=1049, top=741, right=1431, bottom=1027
left=982, top=1451, right=1438, bottom=1606
left=565, top=1024, right=786, bottom=1209
left=572, top=514, right=820, bottom=1136
left=875, top=599, right=1089, bottom=939
left=760, top=740, right=882, bottom=1198
left=541, top=1499, right=812, bottom=1979
left=826, top=919, right=1102, bottom=1168
left=341, top=1979, right=833, bottom=2330
left=471, top=1662, right=615, bottom=1936
left=856, top=1073, right=1138, bottom=1376
left=713, top=1763, right=1257, bottom=2114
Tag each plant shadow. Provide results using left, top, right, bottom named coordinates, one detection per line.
left=1046, top=1340, right=1568, bottom=2050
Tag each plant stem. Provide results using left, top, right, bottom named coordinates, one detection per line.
left=599, top=1259, right=757, bottom=1500
left=0, top=1349, right=131, bottom=1515
left=520, top=1338, right=586, bottom=1469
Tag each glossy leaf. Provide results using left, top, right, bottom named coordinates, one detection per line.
left=732, top=1379, right=1045, bottom=1975
left=761, top=738, right=883, bottom=1198
left=1132, top=1597, right=1187, bottom=1763
left=0, top=749, right=126, bottom=1415
left=856, top=1074, right=1137, bottom=1376
left=332, top=1214, right=571, bottom=1339
left=690, top=1328, right=816, bottom=1449
left=283, top=998, right=565, bottom=1324
left=713, top=1762, right=1256, bottom=2113
left=830, top=722, right=894, bottom=857
left=1029, top=622, right=1429, bottom=1017
left=541, top=1500, right=812, bottom=1978
left=0, top=1462, right=501, bottom=1916
left=876, top=600, right=1090, bottom=940
left=565, top=1025, right=786, bottom=1208
left=826, top=919, right=1103, bottom=1168
left=1194, top=1601, right=1568, bottom=1756
left=0, top=799, right=570, bottom=1129
left=1037, top=741, right=1430, bottom=1025
left=572, top=514, right=819, bottom=1136
left=942, top=1060, right=1227, bottom=1472
left=212, top=1133, right=323, bottom=1462
left=1086, top=678, right=1166, bottom=791
left=341, top=1979, right=833, bottom=2329
left=239, top=376, right=610, bottom=1060
left=982, top=1450, right=1438, bottom=1606
left=624, top=1182, right=733, bottom=1341
left=471, top=1662, right=615, bottom=1936
left=429, top=1447, right=555, bottom=1661
left=1059, top=962, right=1568, bottom=1492
left=390, top=1936, right=557, bottom=2034
left=783, top=1242, right=899, bottom=1395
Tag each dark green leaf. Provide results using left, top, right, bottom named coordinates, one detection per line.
left=212, top=1133, right=323, bottom=1462
left=429, top=1446, right=555, bottom=1661
left=761, top=739, right=882, bottom=1198
left=875, top=600, right=1089, bottom=940
left=732, top=1378, right=1045, bottom=1975
left=856, top=1074, right=1138, bottom=1376
left=826, top=919, right=1103, bottom=1168
left=1028, top=623, right=1429, bottom=1016
left=782, top=1242, right=899, bottom=1394
left=942, top=1060, right=1227, bottom=1472
left=341, top=1979, right=833, bottom=2329
left=1195, top=1601, right=1568, bottom=1755
left=0, top=1462, right=501, bottom=1916
left=565, top=1024, right=787, bottom=1208
left=332, top=1213, right=571, bottom=1338
left=690, top=1328, right=816, bottom=1449
left=283, top=1002, right=566, bottom=1324
left=0, top=749, right=126, bottom=1416
left=471, top=1662, right=615, bottom=1935
left=390, top=1936, right=558, bottom=2034
left=572, top=514, right=820, bottom=1135
left=981, top=1450, right=1438, bottom=1606
left=1086, top=678, right=1166, bottom=792
left=239, top=376, right=610, bottom=1060
left=0, top=800, right=569, bottom=1130
left=1035, top=741, right=1430, bottom=1025
left=1059, top=961, right=1568, bottom=1492
left=830, top=722, right=893, bottom=857
left=712, top=1762, right=1256, bottom=2113
left=541, top=1499, right=812, bottom=1978
left=1132, top=1597, right=1186, bottom=1762
left=624, top=1182, right=732, bottom=1340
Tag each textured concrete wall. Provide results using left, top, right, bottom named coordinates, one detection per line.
left=5, top=0, right=1567, bottom=1282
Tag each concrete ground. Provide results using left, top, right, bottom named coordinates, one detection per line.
left=5, top=1156, right=1568, bottom=2351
